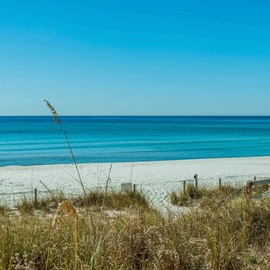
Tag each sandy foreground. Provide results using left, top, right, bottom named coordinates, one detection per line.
left=1, top=156, right=270, bottom=214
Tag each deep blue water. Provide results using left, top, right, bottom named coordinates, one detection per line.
left=1, top=116, right=270, bottom=166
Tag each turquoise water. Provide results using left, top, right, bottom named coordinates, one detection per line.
left=1, top=116, right=270, bottom=166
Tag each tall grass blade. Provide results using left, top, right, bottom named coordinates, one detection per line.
left=44, top=100, right=86, bottom=197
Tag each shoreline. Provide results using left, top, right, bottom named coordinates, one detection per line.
left=2, top=154, right=270, bottom=168
left=1, top=156, right=270, bottom=212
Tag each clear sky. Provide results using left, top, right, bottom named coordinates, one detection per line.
left=0, top=0, right=269, bottom=115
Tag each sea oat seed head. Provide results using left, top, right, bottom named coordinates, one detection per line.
left=44, top=100, right=60, bottom=125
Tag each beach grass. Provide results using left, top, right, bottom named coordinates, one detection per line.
left=170, top=183, right=239, bottom=207
left=1, top=187, right=270, bottom=269
left=14, top=189, right=149, bottom=214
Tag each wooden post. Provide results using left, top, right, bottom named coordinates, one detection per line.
left=219, top=178, right=222, bottom=188
left=34, top=188, right=38, bottom=206
left=133, top=184, right=136, bottom=192
left=254, top=176, right=257, bottom=181
left=194, top=174, right=198, bottom=191
left=183, top=180, right=186, bottom=195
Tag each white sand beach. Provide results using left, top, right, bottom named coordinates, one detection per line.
left=1, top=156, right=270, bottom=213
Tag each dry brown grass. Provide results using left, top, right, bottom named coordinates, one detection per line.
left=2, top=187, right=270, bottom=269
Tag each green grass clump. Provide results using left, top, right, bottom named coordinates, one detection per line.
left=14, top=193, right=67, bottom=214
left=13, top=190, right=148, bottom=215
left=171, top=183, right=239, bottom=207
left=73, top=190, right=149, bottom=209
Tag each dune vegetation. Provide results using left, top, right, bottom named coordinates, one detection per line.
left=1, top=186, right=270, bottom=269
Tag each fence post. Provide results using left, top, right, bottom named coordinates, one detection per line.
left=133, top=184, right=136, bottom=192
left=194, top=174, right=198, bottom=191
left=254, top=176, right=257, bottom=181
left=219, top=178, right=222, bottom=188
left=183, top=180, right=186, bottom=195
left=34, top=188, right=38, bottom=206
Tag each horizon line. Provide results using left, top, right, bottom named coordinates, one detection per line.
left=1, top=115, right=270, bottom=117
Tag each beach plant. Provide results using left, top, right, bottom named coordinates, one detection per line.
left=44, top=100, right=86, bottom=197
left=1, top=187, right=270, bottom=269
left=171, top=183, right=239, bottom=207
left=9, top=189, right=149, bottom=217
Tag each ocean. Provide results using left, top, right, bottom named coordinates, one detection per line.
left=1, top=116, right=270, bottom=166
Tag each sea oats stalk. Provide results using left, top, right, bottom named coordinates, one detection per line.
left=44, top=100, right=86, bottom=197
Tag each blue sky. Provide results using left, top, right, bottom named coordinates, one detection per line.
left=0, top=0, right=269, bottom=115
